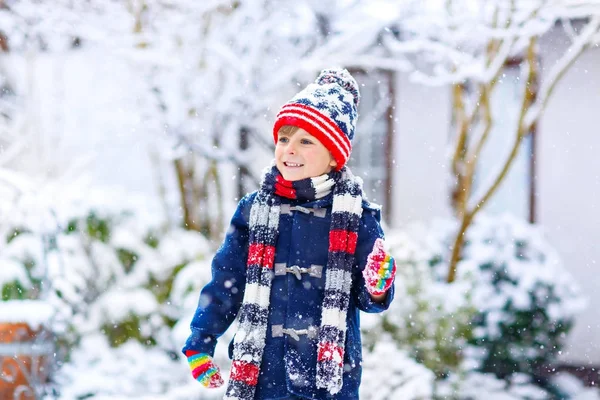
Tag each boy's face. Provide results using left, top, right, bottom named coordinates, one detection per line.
left=275, top=127, right=337, bottom=181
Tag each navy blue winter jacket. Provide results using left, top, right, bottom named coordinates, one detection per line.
left=183, top=191, right=394, bottom=399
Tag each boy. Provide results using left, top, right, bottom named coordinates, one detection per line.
left=183, top=68, right=396, bottom=400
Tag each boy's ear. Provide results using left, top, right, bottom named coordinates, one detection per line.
left=329, top=158, right=338, bottom=168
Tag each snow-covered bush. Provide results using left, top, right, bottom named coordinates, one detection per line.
left=49, top=207, right=212, bottom=353
left=51, top=332, right=214, bottom=400
left=458, top=214, right=585, bottom=378
left=359, top=336, right=598, bottom=400
left=0, top=184, right=223, bottom=397
left=437, top=370, right=600, bottom=400
left=362, top=227, right=477, bottom=378
left=437, top=371, right=553, bottom=399
left=0, top=198, right=53, bottom=305
left=360, top=336, right=436, bottom=400
left=0, top=229, right=45, bottom=300
left=0, top=186, right=213, bottom=353
left=382, top=212, right=585, bottom=382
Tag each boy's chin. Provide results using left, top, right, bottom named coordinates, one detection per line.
left=280, top=171, right=304, bottom=182
left=276, top=164, right=303, bottom=181
left=279, top=168, right=335, bottom=182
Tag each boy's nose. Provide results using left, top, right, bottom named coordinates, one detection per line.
left=285, top=142, right=297, bottom=154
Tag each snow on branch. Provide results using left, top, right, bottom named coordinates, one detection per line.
left=524, top=15, right=600, bottom=131
left=375, top=0, right=600, bottom=86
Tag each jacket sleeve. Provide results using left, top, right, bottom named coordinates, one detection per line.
left=351, top=201, right=395, bottom=313
left=181, top=193, right=253, bottom=356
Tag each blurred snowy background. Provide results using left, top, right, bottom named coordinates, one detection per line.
left=1, top=0, right=599, bottom=399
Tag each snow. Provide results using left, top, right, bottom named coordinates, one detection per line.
left=52, top=331, right=600, bottom=400
left=2, top=233, right=45, bottom=267
left=0, top=300, right=55, bottom=329
left=51, top=333, right=210, bottom=400
left=360, top=339, right=435, bottom=399
left=552, top=372, right=600, bottom=400
left=93, top=288, right=159, bottom=322
left=0, top=258, right=31, bottom=288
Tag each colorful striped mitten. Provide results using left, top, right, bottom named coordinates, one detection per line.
left=363, top=238, right=397, bottom=296
left=185, top=350, right=224, bottom=388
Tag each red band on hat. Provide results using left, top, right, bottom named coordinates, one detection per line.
left=273, top=104, right=351, bottom=170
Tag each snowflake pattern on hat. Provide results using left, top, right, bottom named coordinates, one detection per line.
left=316, top=68, right=360, bottom=107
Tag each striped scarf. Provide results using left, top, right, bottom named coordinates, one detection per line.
left=224, top=164, right=363, bottom=399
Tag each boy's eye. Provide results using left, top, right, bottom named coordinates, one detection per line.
left=278, top=137, right=289, bottom=143
left=300, top=139, right=313, bottom=145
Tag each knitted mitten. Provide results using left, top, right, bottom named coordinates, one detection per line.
left=363, top=238, right=396, bottom=296
left=185, top=350, right=224, bottom=388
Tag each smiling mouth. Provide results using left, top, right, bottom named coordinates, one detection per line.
left=284, top=162, right=304, bottom=167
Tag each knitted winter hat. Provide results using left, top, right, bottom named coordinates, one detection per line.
left=273, top=68, right=360, bottom=171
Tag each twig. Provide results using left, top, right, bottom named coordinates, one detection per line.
left=169, top=128, right=260, bottom=186
left=523, top=16, right=600, bottom=131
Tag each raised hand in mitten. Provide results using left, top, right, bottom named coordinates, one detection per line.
left=362, top=238, right=396, bottom=296
left=185, top=350, right=224, bottom=388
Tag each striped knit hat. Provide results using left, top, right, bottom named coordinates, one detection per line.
left=273, top=68, right=360, bottom=170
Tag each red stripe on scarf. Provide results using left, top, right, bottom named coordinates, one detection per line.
left=274, top=175, right=296, bottom=199
left=248, top=243, right=276, bottom=268
left=230, top=360, right=260, bottom=386
left=328, top=230, right=358, bottom=253
left=317, top=342, right=344, bottom=366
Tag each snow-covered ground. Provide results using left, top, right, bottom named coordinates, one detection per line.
left=44, top=324, right=600, bottom=400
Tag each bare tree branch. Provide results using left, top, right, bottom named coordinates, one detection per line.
left=523, top=16, right=600, bottom=131
left=169, top=128, right=260, bottom=186
left=447, top=37, right=537, bottom=283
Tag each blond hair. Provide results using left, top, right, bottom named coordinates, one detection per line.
left=277, top=125, right=300, bottom=136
